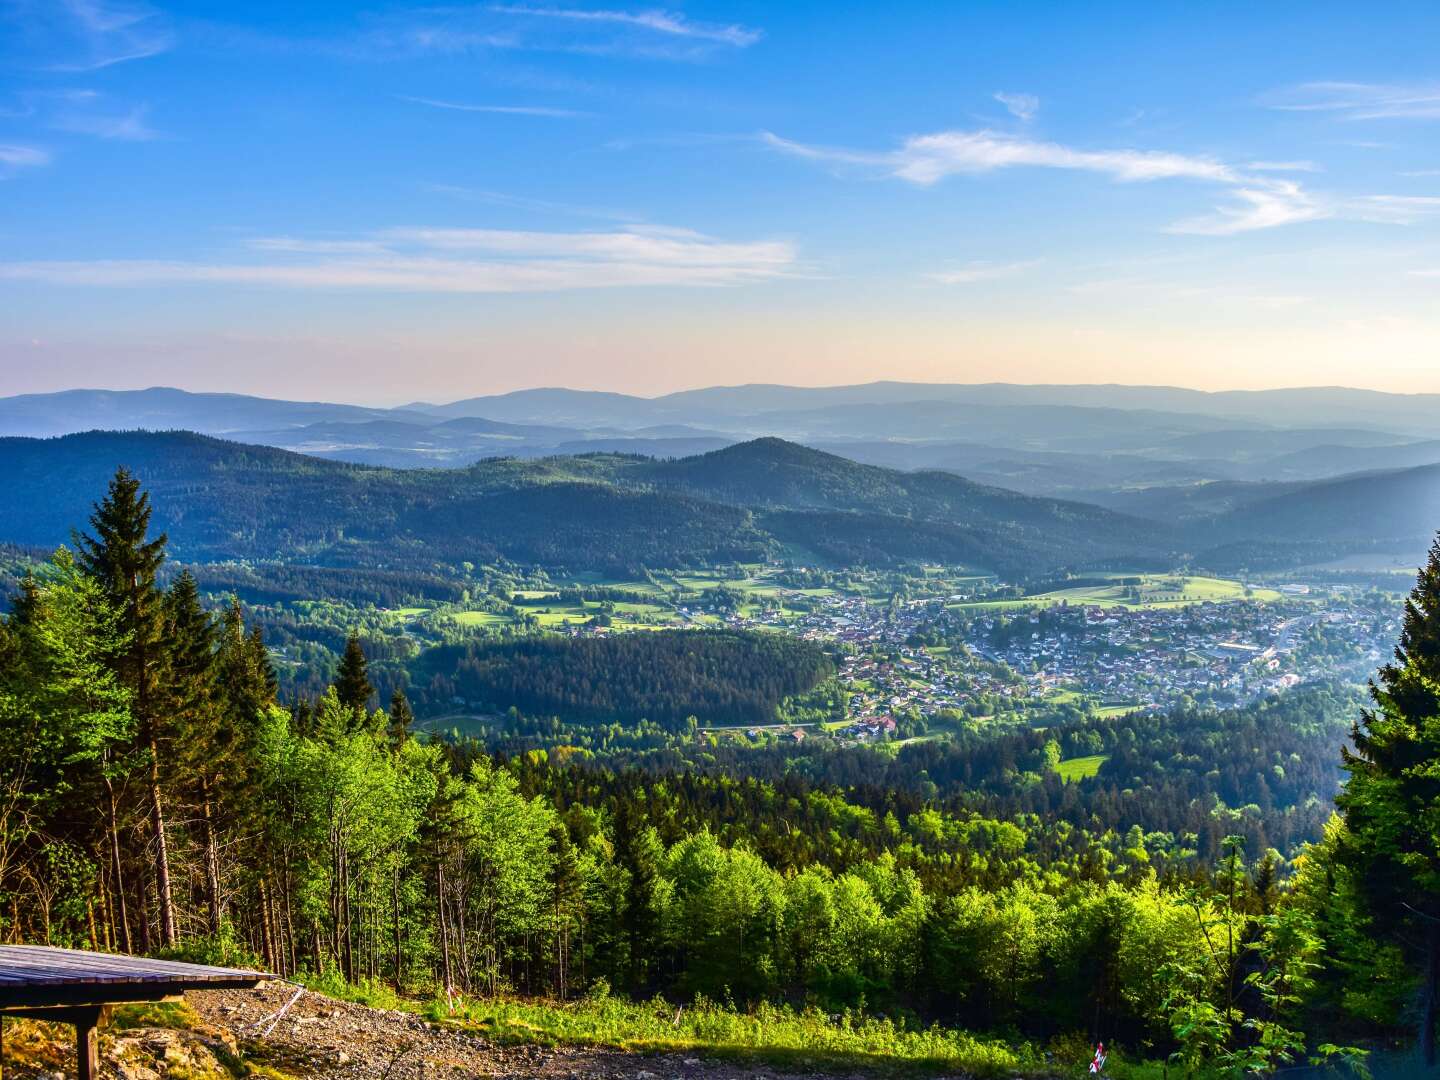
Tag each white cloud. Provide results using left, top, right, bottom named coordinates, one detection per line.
left=0, top=224, right=798, bottom=292
left=1167, top=181, right=1331, bottom=236
left=763, top=129, right=1238, bottom=186
left=0, top=143, right=51, bottom=176
left=765, top=127, right=1440, bottom=237
left=993, top=91, right=1039, bottom=122
left=488, top=5, right=761, bottom=47
left=399, top=96, right=590, bottom=118
left=1266, top=81, right=1440, bottom=120
left=927, top=259, right=1040, bottom=285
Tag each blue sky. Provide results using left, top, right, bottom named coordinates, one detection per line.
left=2, top=0, right=1438, bottom=402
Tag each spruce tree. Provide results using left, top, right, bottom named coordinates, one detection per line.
left=334, top=634, right=374, bottom=713
left=388, top=688, right=415, bottom=748
left=612, top=799, right=660, bottom=995
left=164, top=571, right=227, bottom=934
left=76, top=467, right=179, bottom=949
left=1337, top=536, right=1440, bottom=1064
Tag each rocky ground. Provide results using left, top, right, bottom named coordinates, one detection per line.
left=2, top=981, right=970, bottom=1080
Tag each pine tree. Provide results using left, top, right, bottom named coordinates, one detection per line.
left=612, top=799, right=660, bottom=995
left=334, top=634, right=374, bottom=713
left=388, top=688, right=415, bottom=748
left=1337, top=536, right=1440, bottom=1064
left=76, top=467, right=179, bottom=949
left=164, top=571, right=227, bottom=935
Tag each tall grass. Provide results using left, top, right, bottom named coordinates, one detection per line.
left=426, top=988, right=1049, bottom=1077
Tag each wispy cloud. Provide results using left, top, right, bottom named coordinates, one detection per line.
left=52, top=102, right=158, bottom=140
left=1247, top=160, right=1321, bottom=173
left=1346, top=194, right=1440, bottom=224
left=1266, top=81, right=1440, bottom=120
left=0, top=224, right=798, bottom=292
left=3, top=0, right=174, bottom=71
left=763, top=129, right=1239, bottom=185
left=927, top=259, right=1040, bottom=285
left=763, top=128, right=1432, bottom=236
left=400, top=95, right=590, bottom=118
left=0, top=143, right=51, bottom=176
left=993, top=91, right=1038, bottom=122
left=489, top=5, right=761, bottom=47
left=1167, top=181, right=1330, bottom=236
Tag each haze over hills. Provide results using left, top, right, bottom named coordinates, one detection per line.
left=7, top=385, right=1440, bottom=496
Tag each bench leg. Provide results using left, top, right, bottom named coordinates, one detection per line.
left=73, top=1006, right=101, bottom=1080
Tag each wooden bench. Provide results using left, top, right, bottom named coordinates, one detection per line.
left=0, top=945, right=270, bottom=1079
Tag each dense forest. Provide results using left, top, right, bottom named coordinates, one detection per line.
left=3, top=468, right=1439, bottom=1074
left=408, top=631, right=833, bottom=728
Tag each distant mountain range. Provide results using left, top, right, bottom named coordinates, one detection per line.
left=5, top=385, right=1440, bottom=496
left=1, top=428, right=1436, bottom=579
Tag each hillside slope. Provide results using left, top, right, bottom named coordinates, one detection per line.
left=0, top=431, right=1173, bottom=577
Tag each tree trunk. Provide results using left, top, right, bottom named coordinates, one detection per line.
left=147, top=736, right=177, bottom=948
left=105, top=776, right=131, bottom=954
left=1423, top=921, right=1439, bottom=1068
left=201, top=783, right=223, bottom=936
left=393, top=862, right=403, bottom=990
left=283, top=870, right=297, bottom=975
left=341, top=849, right=355, bottom=983
left=437, top=862, right=453, bottom=997
left=137, top=861, right=153, bottom=954
left=258, top=877, right=276, bottom=973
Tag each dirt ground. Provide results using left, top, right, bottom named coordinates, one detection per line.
left=197, top=981, right=921, bottom=1079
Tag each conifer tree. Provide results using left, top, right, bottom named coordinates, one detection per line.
left=164, top=571, right=227, bottom=934
left=334, top=634, right=374, bottom=713
left=612, top=800, right=660, bottom=995
left=76, top=466, right=179, bottom=948
left=388, top=688, right=415, bottom=748
left=1337, top=536, right=1440, bottom=1064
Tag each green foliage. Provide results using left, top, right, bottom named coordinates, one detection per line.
left=1333, top=537, right=1440, bottom=1060
left=432, top=992, right=1045, bottom=1078
left=3, top=466, right=1437, bottom=1077
left=411, top=630, right=833, bottom=727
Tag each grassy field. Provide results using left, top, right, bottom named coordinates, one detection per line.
left=449, top=610, right=512, bottom=627
left=1093, top=704, right=1142, bottom=719
left=433, top=993, right=1052, bottom=1078
left=1055, top=754, right=1109, bottom=781
left=956, top=573, right=1282, bottom=612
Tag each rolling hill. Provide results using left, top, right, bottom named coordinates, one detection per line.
left=0, top=431, right=1173, bottom=579
left=9, top=385, right=1440, bottom=494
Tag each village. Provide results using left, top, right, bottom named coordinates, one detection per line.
left=717, top=583, right=1400, bottom=742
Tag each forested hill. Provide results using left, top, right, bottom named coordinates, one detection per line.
left=0, top=430, right=1175, bottom=577
left=643, top=438, right=1151, bottom=552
